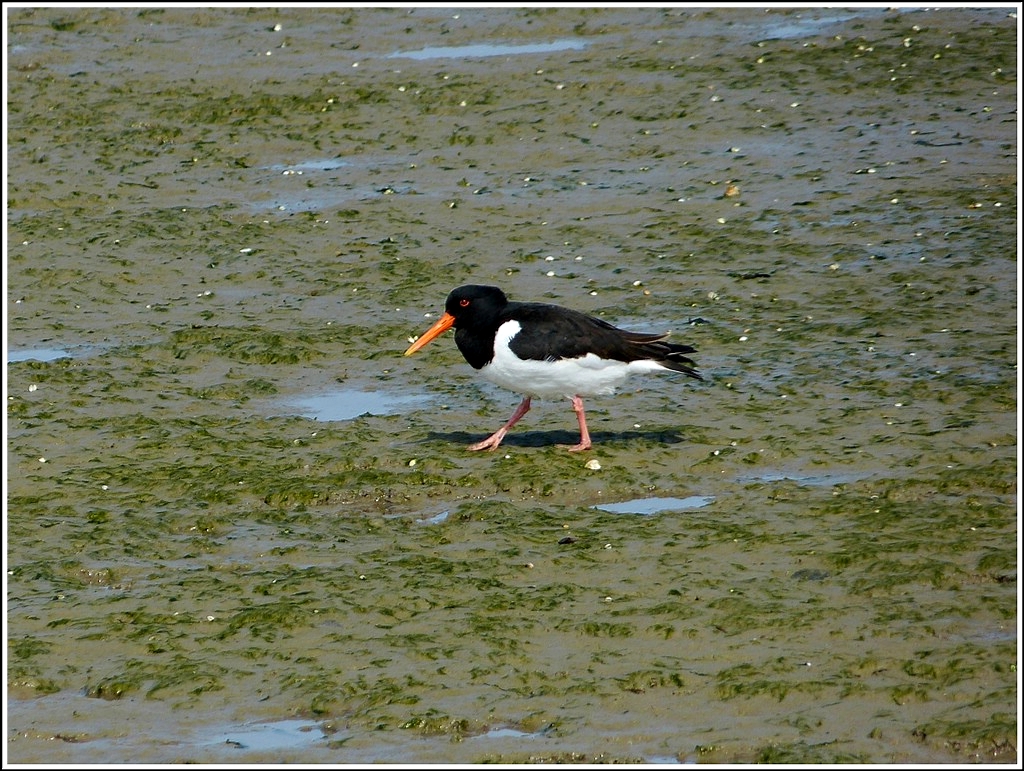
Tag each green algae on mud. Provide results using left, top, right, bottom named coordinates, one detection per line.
left=6, top=5, right=1018, bottom=765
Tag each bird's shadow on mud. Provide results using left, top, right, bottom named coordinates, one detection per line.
left=424, top=428, right=689, bottom=449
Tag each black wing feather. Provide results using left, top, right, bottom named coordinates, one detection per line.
left=506, top=303, right=702, bottom=380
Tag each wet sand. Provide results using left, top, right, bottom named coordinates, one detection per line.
left=6, top=6, right=1018, bottom=764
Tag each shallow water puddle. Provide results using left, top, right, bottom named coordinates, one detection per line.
left=280, top=389, right=431, bottom=422
left=736, top=469, right=873, bottom=487
left=756, top=11, right=866, bottom=39
left=473, top=726, right=537, bottom=740
left=254, top=157, right=357, bottom=212
left=467, top=726, right=691, bottom=765
left=647, top=754, right=695, bottom=765
left=266, top=158, right=350, bottom=173
left=388, top=39, right=587, bottom=60
left=201, top=719, right=327, bottom=752
left=416, top=510, right=451, bottom=526
left=593, top=496, right=715, bottom=516
left=8, top=346, right=78, bottom=363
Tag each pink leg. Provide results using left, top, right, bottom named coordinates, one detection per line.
left=468, top=397, right=531, bottom=451
left=566, top=395, right=592, bottom=452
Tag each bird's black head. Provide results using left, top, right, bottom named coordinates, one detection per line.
left=404, top=285, right=511, bottom=357
left=444, top=285, right=509, bottom=328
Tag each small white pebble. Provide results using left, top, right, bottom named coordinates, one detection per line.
left=408, top=459, right=417, bottom=467
left=585, top=459, right=601, bottom=470
left=38, top=457, right=47, bottom=463
left=28, top=384, right=38, bottom=392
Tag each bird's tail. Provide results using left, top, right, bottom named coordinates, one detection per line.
left=625, top=332, right=703, bottom=380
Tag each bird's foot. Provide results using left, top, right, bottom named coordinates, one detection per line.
left=562, top=440, right=592, bottom=453
left=467, top=431, right=506, bottom=452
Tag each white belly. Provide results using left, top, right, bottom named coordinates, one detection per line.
left=481, top=320, right=667, bottom=399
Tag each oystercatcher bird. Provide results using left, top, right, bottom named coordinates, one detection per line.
left=404, top=284, right=702, bottom=452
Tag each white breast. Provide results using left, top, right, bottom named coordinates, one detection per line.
left=480, top=320, right=667, bottom=399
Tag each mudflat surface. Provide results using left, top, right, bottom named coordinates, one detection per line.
left=6, top=6, right=1018, bottom=764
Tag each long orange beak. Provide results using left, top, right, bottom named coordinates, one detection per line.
left=404, top=311, right=456, bottom=355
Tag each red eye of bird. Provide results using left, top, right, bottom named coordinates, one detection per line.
left=459, top=299, right=470, bottom=307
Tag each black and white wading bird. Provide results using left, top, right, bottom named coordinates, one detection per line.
left=404, top=284, right=702, bottom=452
